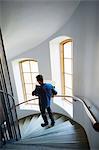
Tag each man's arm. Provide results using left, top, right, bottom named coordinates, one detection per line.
left=32, top=85, right=41, bottom=96
left=32, top=90, right=36, bottom=96
left=52, top=86, right=57, bottom=96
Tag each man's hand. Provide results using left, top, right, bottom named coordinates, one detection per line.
left=32, top=91, right=35, bottom=96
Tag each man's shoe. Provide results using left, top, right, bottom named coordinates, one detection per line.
left=51, top=122, right=55, bottom=127
left=41, top=122, right=48, bottom=127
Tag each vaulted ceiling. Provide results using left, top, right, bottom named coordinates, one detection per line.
left=0, top=0, right=80, bottom=59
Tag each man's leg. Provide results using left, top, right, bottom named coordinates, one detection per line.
left=40, top=106, right=48, bottom=127
left=47, top=107, right=55, bottom=126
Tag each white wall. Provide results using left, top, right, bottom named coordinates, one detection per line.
left=80, top=2, right=99, bottom=107
left=65, top=2, right=99, bottom=108
left=57, top=2, right=99, bottom=149
left=10, top=1, right=99, bottom=108
left=1, top=1, right=80, bottom=59
left=14, top=41, right=52, bottom=80
left=50, top=36, right=69, bottom=94
left=8, top=41, right=52, bottom=102
left=73, top=101, right=99, bottom=149
left=7, top=2, right=99, bottom=149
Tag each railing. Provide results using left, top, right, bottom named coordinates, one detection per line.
left=0, top=90, right=21, bottom=143
left=0, top=89, right=99, bottom=132
left=15, top=94, right=99, bottom=132
left=15, top=98, right=39, bottom=107
left=57, top=95, right=99, bottom=131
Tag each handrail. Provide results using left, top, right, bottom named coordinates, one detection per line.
left=0, top=89, right=21, bottom=139
left=0, top=90, right=99, bottom=131
left=0, top=89, right=39, bottom=108
left=0, top=90, right=16, bottom=105
left=15, top=98, right=39, bottom=107
left=16, top=94, right=99, bottom=131
left=56, top=95, right=99, bottom=131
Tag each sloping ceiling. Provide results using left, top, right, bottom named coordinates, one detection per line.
left=0, top=0, right=80, bottom=59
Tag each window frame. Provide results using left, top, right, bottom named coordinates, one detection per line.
left=19, top=59, right=39, bottom=103
left=60, top=39, right=73, bottom=97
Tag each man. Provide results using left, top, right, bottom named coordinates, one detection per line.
left=32, top=75, right=57, bottom=127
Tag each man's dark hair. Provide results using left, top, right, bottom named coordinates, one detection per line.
left=36, top=74, right=43, bottom=82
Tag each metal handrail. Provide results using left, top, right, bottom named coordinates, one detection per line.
left=0, top=90, right=16, bottom=104
left=16, top=94, right=99, bottom=131
left=0, top=90, right=99, bottom=131
left=55, top=95, right=99, bottom=131
left=0, top=89, right=21, bottom=139
left=15, top=98, right=39, bottom=107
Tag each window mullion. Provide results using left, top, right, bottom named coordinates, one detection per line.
left=62, top=40, right=73, bottom=97
left=19, top=63, right=27, bottom=101
left=29, top=61, right=33, bottom=101
left=20, top=60, right=39, bottom=104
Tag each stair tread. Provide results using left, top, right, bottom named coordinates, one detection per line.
left=12, top=113, right=89, bottom=149
left=3, top=142, right=89, bottom=150
left=20, top=117, right=31, bottom=134
left=17, top=128, right=88, bottom=144
left=22, top=115, right=41, bottom=137
left=22, top=120, right=72, bottom=139
left=22, top=116, right=68, bottom=138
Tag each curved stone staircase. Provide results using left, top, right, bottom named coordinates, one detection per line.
left=3, top=113, right=90, bottom=150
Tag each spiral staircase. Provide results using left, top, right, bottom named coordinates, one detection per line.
left=3, top=112, right=90, bottom=150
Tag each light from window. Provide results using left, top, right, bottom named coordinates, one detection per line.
left=64, top=42, right=72, bottom=58
left=20, top=60, right=39, bottom=104
left=64, top=41, right=73, bottom=101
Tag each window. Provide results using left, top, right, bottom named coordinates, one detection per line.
left=20, top=60, right=39, bottom=104
left=60, top=39, right=73, bottom=102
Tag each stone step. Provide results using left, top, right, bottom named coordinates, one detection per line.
left=22, top=116, right=69, bottom=139
left=22, top=120, right=72, bottom=139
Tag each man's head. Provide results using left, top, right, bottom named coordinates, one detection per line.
left=36, top=74, right=43, bottom=85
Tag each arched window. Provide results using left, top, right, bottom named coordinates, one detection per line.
left=19, top=60, right=39, bottom=104
left=50, top=36, right=73, bottom=116
left=60, top=39, right=73, bottom=102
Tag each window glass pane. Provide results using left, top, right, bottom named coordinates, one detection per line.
left=65, top=87, right=72, bottom=96
left=20, top=60, right=39, bottom=102
left=22, top=61, right=30, bottom=72
left=64, top=42, right=72, bottom=58
left=32, top=84, right=36, bottom=91
left=32, top=73, right=38, bottom=84
left=30, top=61, right=38, bottom=72
left=64, top=59, right=72, bottom=74
left=65, top=74, right=72, bottom=88
left=25, top=84, right=33, bottom=94
left=24, top=73, right=31, bottom=83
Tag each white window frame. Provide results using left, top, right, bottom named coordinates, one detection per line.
left=19, top=60, right=39, bottom=104
left=60, top=39, right=73, bottom=102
